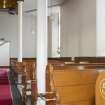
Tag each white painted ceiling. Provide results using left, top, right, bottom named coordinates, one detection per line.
left=23, top=0, right=66, bottom=11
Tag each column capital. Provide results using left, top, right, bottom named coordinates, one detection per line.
left=17, top=0, right=24, bottom=3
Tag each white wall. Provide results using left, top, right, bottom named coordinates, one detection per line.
left=61, top=0, right=96, bottom=57
left=0, top=0, right=97, bottom=58
left=0, top=13, right=36, bottom=58
left=0, top=42, right=10, bottom=66
left=0, top=11, right=59, bottom=58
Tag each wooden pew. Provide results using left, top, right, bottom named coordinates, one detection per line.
left=10, top=57, right=105, bottom=64
left=75, top=57, right=105, bottom=63
left=10, top=57, right=72, bottom=62
left=96, top=70, right=105, bottom=105
left=23, top=61, right=37, bottom=105
left=63, top=62, right=105, bottom=70
left=10, top=60, right=36, bottom=84
left=11, top=58, right=104, bottom=105
left=46, top=64, right=98, bottom=105
left=11, top=62, right=26, bottom=84
left=10, top=61, right=37, bottom=105
left=10, top=62, right=26, bottom=102
left=48, top=57, right=72, bottom=62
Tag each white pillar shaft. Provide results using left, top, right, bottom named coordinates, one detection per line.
left=51, top=14, right=59, bottom=57
left=37, top=0, right=48, bottom=105
left=96, top=0, right=105, bottom=56
left=58, top=7, right=61, bottom=56
left=18, top=1, right=23, bottom=62
left=50, top=7, right=61, bottom=57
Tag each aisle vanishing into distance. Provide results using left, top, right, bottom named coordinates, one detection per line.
left=0, top=68, right=13, bottom=105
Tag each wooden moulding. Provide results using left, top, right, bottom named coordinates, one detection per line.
left=0, top=66, right=10, bottom=68
left=0, top=0, right=17, bottom=9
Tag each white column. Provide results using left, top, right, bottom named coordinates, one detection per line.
left=17, top=1, right=23, bottom=62
left=51, top=7, right=61, bottom=57
left=96, top=0, right=105, bottom=56
left=36, top=0, right=48, bottom=105
left=58, top=7, right=61, bottom=57
left=48, top=6, right=61, bottom=57
left=51, top=14, right=60, bottom=57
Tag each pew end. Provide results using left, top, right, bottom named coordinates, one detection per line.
left=46, top=64, right=99, bottom=105
left=96, top=70, right=105, bottom=105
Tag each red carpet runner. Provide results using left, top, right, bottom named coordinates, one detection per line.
left=0, top=69, right=13, bottom=105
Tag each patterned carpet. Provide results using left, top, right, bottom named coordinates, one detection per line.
left=0, top=69, right=13, bottom=105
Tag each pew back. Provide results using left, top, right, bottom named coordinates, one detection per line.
left=47, top=65, right=98, bottom=105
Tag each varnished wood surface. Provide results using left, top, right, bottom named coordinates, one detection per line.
left=10, top=57, right=105, bottom=70
left=75, top=57, right=105, bottom=63
left=11, top=57, right=105, bottom=63
left=10, top=57, right=105, bottom=105
left=10, top=61, right=37, bottom=105
left=0, top=66, right=10, bottom=68
left=96, top=71, right=105, bottom=105
left=47, top=64, right=99, bottom=105
left=0, top=0, right=17, bottom=9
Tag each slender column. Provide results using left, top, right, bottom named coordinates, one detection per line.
left=51, top=7, right=61, bottom=57
left=96, top=0, right=105, bottom=56
left=51, top=14, right=60, bottom=57
left=17, top=1, right=23, bottom=62
left=58, top=7, right=61, bottom=57
left=36, top=0, right=48, bottom=105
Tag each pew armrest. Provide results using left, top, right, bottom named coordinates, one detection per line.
left=38, top=91, right=60, bottom=105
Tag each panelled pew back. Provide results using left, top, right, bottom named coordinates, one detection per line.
left=10, top=61, right=26, bottom=84
left=10, top=57, right=72, bottom=62
left=10, top=57, right=105, bottom=64
left=46, top=64, right=99, bottom=105
left=10, top=59, right=64, bottom=105
left=63, top=61, right=105, bottom=70
left=75, top=57, right=105, bottom=63
left=23, top=61, right=37, bottom=105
